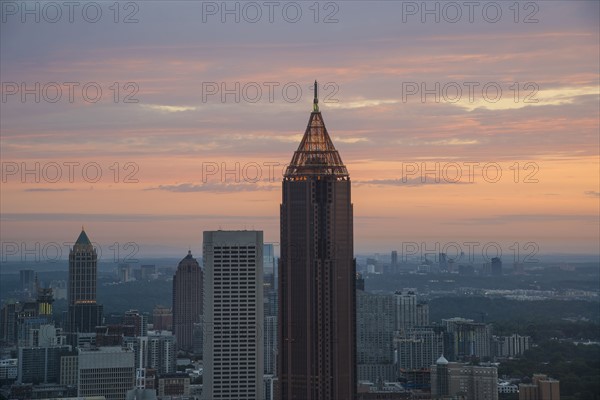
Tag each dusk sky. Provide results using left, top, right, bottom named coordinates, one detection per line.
left=1, top=1, right=599, bottom=259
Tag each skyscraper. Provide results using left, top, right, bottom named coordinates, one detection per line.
left=203, top=230, right=264, bottom=400
left=67, top=229, right=103, bottom=334
left=172, top=250, right=203, bottom=352
left=278, top=82, right=356, bottom=399
left=394, top=290, right=418, bottom=331
left=357, top=291, right=395, bottom=383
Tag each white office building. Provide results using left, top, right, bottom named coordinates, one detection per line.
left=78, top=346, right=135, bottom=400
left=202, top=230, right=264, bottom=400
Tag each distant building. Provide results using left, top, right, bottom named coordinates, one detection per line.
left=67, top=229, right=103, bottom=334
left=123, top=331, right=176, bottom=375
left=18, top=345, right=71, bottom=384
left=141, top=265, right=156, bottom=280
left=192, top=322, right=203, bottom=357
left=431, top=355, right=498, bottom=400
left=263, top=243, right=276, bottom=277
left=202, top=230, right=263, bottom=400
left=95, top=324, right=136, bottom=347
left=119, top=264, right=131, bottom=283
left=357, top=291, right=395, bottom=383
left=356, top=272, right=365, bottom=291
left=514, top=262, right=525, bottom=275
left=146, top=331, right=176, bottom=375
left=0, top=302, right=18, bottom=344
left=0, top=359, right=18, bottom=384
left=394, top=290, right=418, bottom=331
left=394, top=327, right=444, bottom=370
left=59, top=352, right=78, bottom=386
left=123, top=309, right=148, bottom=337
left=447, top=259, right=456, bottom=273
left=152, top=305, right=172, bottom=331
left=491, top=257, right=502, bottom=276
left=443, top=317, right=492, bottom=360
left=77, top=346, right=135, bottom=400
left=20, top=270, right=36, bottom=295
left=498, top=381, right=519, bottom=394
left=16, top=302, right=43, bottom=346
left=400, top=368, right=430, bottom=392
left=519, top=374, right=560, bottom=400
left=391, top=251, right=398, bottom=272
left=416, top=302, right=429, bottom=326
left=172, top=250, right=203, bottom=353
left=493, top=334, right=530, bottom=358
left=264, top=287, right=278, bottom=318
left=439, top=253, right=448, bottom=271
left=157, top=373, right=190, bottom=397
left=22, top=323, right=65, bottom=348
left=36, top=285, right=54, bottom=317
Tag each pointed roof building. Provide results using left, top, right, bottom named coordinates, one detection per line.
left=75, top=228, right=92, bottom=246
left=284, top=81, right=349, bottom=180
left=278, top=81, right=356, bottom=400
left=67, top=228, right=102, bottom=334
left=172, top=250, right=203, bottom=353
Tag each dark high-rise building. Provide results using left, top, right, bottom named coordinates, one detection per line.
left=67, top=229, right=103, bottom=333
left=172, top=250, right=203, bottom=352
left=1, top=303, right=18, bottom=345
left=391, top=251, right=398, bottom=273
left=20, top=270, right=35, bottom=296
left=278, top=82, right=356, bottom=399
left=491, top=257, right=502, bottom=276
left=357, top=291, right=395, bottom=383
left=123, top=309, right=148, bottom=337
left=356, top=272, right=365, bottom=292
left=439, top=253, right=448, bottom=271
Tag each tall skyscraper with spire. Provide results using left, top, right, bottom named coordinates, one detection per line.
left=67, top=228, right=103, bottom=334
left=172, top=250, right=203, bottom=352
left=278, top=82, right=356, bottom=399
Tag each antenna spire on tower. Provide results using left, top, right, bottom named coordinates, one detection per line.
left=313, top=80, right=319, bottom=112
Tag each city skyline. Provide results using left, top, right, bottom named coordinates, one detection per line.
left=1, top=2, right=599, bottom=255
left=1, top=2, right=598, bottom=399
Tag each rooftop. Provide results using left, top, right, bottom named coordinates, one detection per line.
left=284, top=81, right=349, bottom=180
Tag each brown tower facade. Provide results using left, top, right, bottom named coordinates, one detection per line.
left=172, top=250, right=203, bottom=352
left=278, top=82, right=356, bottom=399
